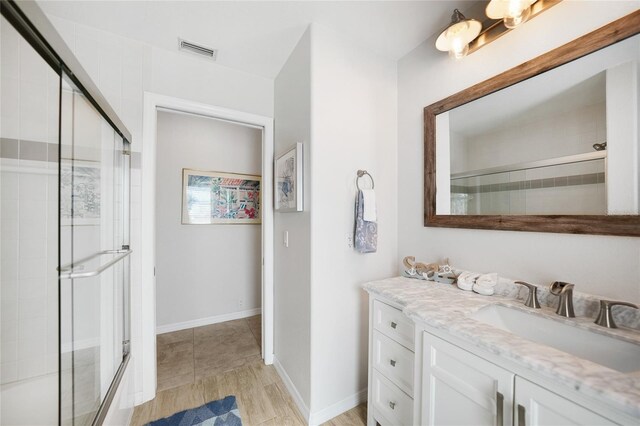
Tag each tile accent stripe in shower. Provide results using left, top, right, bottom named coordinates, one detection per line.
left=0, top=137, right=141, bottom=168
left=451, top=172, right=606, bottom=194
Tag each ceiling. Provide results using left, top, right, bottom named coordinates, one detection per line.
left=39, top=0, right=477, bottom=79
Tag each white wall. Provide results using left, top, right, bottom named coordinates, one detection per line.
left=274, top=27, right=312, bottom=410
left=309, top=23, right=397, bottom=419
left=273, top=23, right=398, bottom=422
left=45, top=13, right=274, bottom=404
left=398, top=1, right=640, bottom=303
left=155, top=110, right=262, bottom=329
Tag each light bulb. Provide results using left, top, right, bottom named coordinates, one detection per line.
left=434, top=9, right=481, bottom=60
left=486, top=0, right=535, bottom=29
left=448, top=39, right=469, bottom=60
left=445, top=21, right=471, bottom=59
left=504, top=0, right=532, bottom=28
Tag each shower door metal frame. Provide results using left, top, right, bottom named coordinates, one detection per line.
left=1, top=1, right=133, bottom=424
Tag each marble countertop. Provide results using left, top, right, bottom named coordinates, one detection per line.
left=363, top=276, right=640, bottom=419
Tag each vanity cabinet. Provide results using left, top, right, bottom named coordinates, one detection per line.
left=421, top=331, right=620, bottom=426
left=366, top=290, right=637, bottom=426
left=368, top=299, right=415, bottom=426
left=514, top=377, right=616, bottom=426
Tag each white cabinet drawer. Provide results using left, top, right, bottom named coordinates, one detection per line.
left=373, top=330, right=414, bottom=397
left=373, top=300, right=414, bottom=349
left=372, top=370, right=413, bottom=426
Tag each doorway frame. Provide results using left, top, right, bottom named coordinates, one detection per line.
left=139, top=92, right=274, bottom=403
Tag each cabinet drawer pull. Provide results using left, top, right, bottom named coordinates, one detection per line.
left=390, top=321, right=397, bottom=329
left=389, top=401, right=396, bottom=410
left=496, top=392, right=504, bottom=426
left=517, top=404, right=526, bottom=426
left=390, top=359, right=396, bottom=367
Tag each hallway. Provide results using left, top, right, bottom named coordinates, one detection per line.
left=130, top=316, right=366, bottom=425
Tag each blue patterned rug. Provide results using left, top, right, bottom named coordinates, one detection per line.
left=146, top=395, right=242, bottom=426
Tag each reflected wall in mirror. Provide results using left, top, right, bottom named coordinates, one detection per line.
left=424, top=10, right=640, bottom=236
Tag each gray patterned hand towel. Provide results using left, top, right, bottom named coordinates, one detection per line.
left=354, top=190, right=377, bottom=253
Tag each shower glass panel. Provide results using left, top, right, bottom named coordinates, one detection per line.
left=58, top=72, right=130, bottom=426
left=0, top=15, right=61, bottom=426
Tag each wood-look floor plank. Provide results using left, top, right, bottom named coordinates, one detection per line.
left=129, top=400, right=155, bottom=426
left=152, top=381, right=205, bottom=422
left=320, top=402, right=367, bottom=426
left=235, top=364, right=277, bottom=425
left=263, top=382, right=305, bottom=426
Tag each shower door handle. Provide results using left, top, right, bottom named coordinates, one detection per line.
left=59, top=249, right=132, bottom=279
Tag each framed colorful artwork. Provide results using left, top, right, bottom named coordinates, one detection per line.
left=182, top=169, right=261, bottom=224
left=275, top=142, right=303, bottom=212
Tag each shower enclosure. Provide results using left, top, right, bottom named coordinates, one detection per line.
left=1, top=1, right=131, bottom=424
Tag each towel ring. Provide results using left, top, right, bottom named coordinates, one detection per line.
left=356, top=170, right=374, bottom=190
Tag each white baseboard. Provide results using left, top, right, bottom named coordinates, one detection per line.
left=308, top=388, right=367, bottom=426
left=272, top=357, right=311, bottom=423
left=156, top=308, right=262, bottom=335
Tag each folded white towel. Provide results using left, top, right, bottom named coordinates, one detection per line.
left=473, top=273, right=498, bottom=296
left=361, top=189, right=377, bottom=222
left=475, top=273, right=498, bottom=288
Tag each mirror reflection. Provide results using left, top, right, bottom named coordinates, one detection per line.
left=436, top=34, right=639, bottom=216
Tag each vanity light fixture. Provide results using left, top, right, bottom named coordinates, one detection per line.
left=435, top=9, right=482, bottom=60
left=486, top=0, right=536, bottom=29
left=436, top=1, right=561, bottom=59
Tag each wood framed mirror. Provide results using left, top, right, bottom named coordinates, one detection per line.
left=424, top=10, right=640, bottom=237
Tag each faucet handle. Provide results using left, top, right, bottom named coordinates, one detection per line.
left=594, top=300, right=639, bottom=329
left=549, top=281, right=575, bottom=317
left=514, top=281, right=541, bottom=309
left=549, top=281, right=574, bottom=295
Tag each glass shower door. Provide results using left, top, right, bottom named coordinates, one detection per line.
left=59, top=73, right=130, bottom=426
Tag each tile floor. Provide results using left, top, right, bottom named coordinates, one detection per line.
left=131, top=315, right=366, bottom=426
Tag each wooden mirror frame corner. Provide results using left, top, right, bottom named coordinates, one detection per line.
left=424, top=10, right=640, bottom=237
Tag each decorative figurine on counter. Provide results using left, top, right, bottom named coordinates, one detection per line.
left=402, top=256, right=456, bottom=283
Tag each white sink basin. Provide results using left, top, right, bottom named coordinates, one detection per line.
left=470, top=304, right=640, bottom=373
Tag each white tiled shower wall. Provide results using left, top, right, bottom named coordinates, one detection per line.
left=1, top=17, right=60, bottom=383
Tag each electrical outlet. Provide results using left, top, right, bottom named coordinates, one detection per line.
left=346, top=233, right=354, bottom=248
left=284, top=231, right=289, bottom=248
left=238, top=298, right=244, bottom=308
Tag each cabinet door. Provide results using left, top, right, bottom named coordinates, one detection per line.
left=422, top=332, right=514, bottom=426
left=514, top=377, right=616, bottom=426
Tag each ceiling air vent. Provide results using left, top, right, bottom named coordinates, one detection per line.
left=178, top=38, right=217, bottom=60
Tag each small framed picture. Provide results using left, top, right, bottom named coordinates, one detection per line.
left=275, top=142, right=303, bottom=212
left=182, top=169, right=261, bottom=224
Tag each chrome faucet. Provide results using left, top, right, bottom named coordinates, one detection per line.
left=594, top=300, right=639, bottom=328
left=549, top=281, right=575, bottom=318
left=514, top=281, right=540, bottom=309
